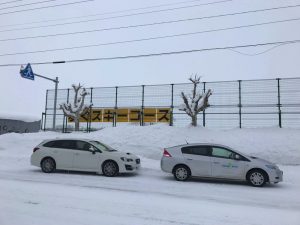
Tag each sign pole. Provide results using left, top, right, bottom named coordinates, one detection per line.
left=20, top=63, right=59, bottom=131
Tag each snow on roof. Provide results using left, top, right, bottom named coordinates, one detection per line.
left=0, top=111, right=40, bottom=122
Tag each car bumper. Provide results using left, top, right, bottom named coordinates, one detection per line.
left=30, top=154, right=40, bottom=167
left=120, top=161, right=141, bottom=173
left=160, top=157, right=174, bottom=173
left=269, top=169, right=283, bottom=183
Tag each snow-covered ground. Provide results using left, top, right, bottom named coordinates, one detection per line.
left=0, top=125, right=300, bottom=225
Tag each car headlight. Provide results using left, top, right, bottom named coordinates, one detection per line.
left=120, top=157, right=133, bottom=162
left=265, top=164, right=277, bottom=170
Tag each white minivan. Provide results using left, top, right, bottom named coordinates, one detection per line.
left=31, top=139, right=140, bottom=176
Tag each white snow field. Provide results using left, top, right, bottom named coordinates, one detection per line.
left=0, top=125, right=300, bottom=225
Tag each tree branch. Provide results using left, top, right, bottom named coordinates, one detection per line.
left=180, top=92, right=192, bottom=116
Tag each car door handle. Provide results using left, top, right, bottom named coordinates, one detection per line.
left=53, top=150, right=58, bottom=153
left=187, top=158, right=193, bottom=160
left=74, top=153, right=80, bottom=156
left=213, top=162, right=220, bottom=164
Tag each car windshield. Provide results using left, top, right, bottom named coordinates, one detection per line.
left=90, top=141, right=117, bottom=152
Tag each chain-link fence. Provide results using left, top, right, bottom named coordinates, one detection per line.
left=42, top=77, right=300, bottom=131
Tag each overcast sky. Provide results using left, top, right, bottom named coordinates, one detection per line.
left=0, top=0, right=300, bottom=117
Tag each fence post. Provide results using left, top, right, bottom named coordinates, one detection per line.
left=89, top=88, right=93, bottom=132
left=44, top=90, right=48, bottom=131
left=277, top=78, right=282, bottom=128
left=238, top=80, right=242, bottom=128
left=170, top=84, right=174, bottom=126
left=41, top=113, right=45, bottom=130
left=63, top=88, right=70, bottom=133
left=62, top=89, right=68, bottom=133
left=62, top=113, right=65, bottom=133
left=203, top=82, right=206, bottom=127
left=88, top=88, right=93, bottom=132
left=114, top=86, right=118, bottom=127
left=141, top=85, right=145, bottom=126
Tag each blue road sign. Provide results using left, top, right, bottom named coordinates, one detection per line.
left=20, top=63, right=34, bottom=80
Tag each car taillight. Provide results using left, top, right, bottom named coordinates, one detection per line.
left=163, top=149, right=172, bottom=157
left=33, top=147, right=40, bottom=153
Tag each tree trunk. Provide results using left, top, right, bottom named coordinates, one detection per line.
left=191, top=115, right=197, bottom=126
left=74, top=118, right=80, bottom=131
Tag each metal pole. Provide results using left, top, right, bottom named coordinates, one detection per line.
left=277, top=78, right=282, bottom=128
left=238, top=80, right=242, bottom=128
left=65, top=88, right=70, bottom=133
left=114, top=86, right=118, bottom=127
left=44, top=90, right=48, bottom=131
left=170, top=84, right=174, bottom=126
left=89, top=88, right=93, bottom=132
left=141, top=85, right=145, bottom=126
left=52, top=77, right=59, bottom=130
left=41, top=113, right=44, bottom=130
left=203, top=82, right=206, bottom=127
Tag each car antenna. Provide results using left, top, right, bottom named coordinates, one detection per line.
left=185, top=139, right=189, bottom=144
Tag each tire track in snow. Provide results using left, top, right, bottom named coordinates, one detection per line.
left=0, top=171, right=299, bottom=212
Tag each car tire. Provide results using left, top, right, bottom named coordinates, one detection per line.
left=102, top=161, right=119, bottom=177
left=173, top=165, right=191, bottom=181
left=41, top=157, right=56, bottom=173
left=247, top=169, right=267, bottom=187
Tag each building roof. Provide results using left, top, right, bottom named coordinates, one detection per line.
left=0, top=111, right=40, bottom=122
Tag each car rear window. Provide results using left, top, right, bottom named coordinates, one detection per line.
left=181, top=146, right=211, bottom=156
left=43, top=141, right=55, bottom=147
left=43, top=140, right=76, bottom=149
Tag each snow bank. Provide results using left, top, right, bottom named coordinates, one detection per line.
left=0, top=125, right=299, bottom=165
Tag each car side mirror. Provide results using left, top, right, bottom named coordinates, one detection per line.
left=89, top=146, right=96, bottom=154
left=234, top=154, right=241, bottom=160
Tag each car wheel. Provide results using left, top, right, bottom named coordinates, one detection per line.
left=173, top=165, right=190, bottom=181
left=102, top=161, right=119, bottom=177
left=248, top=169, right=267, bottom=187
left=41, top=158, right=56, bottom=173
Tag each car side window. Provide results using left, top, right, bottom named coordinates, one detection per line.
left=211, top=147, right=234, bottom=159
left=94, top=142, right=109, bottom=152
left=76, top=141, right=92, bottom=151
left=181, top=146, right=211, bottom=156
left=47, top=140, right=77, bottom=149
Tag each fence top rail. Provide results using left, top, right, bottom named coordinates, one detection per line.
left=46, top=77, right=300, bottom=92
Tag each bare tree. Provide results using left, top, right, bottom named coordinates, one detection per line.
left=60, top=84, right=90, bottom=131
left=179, top=75, right=212, bottom=126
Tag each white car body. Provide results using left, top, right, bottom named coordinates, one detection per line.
left=31, top=139, right=140, bottom=175
left=161, top=143, right=283, bottom=186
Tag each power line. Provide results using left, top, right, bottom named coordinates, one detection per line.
left=0, top=0, right=232, bottom=32
left=1, top=4, right=299, bottom=42
left=0, top=0, right=59, bottom=11
left=228, top=43, right=289, bottom=56
left=0, top=0, right=94, bottom=16
left=1, top=17, right=299, bottom=57
left=0, top=0, right=232, bottom=28
left=0, top=0, right=23, bottom=6
left=0, top=39, right=299, bottom=67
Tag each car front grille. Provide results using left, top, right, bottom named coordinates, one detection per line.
left=136, top=159, right=140, bottom=164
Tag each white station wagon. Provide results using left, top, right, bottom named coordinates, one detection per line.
left=31, top=139, right=141, bottom=176
left=161, top=143, right=283, bottom=187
